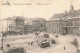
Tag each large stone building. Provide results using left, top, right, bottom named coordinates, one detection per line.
left=46, top=19, right=60, bottom=34
left=24, top=18, right=33, bottom=34
left=46, top=17, right=80, bottom=35
left=15, top=16, right=24, bottom=35
left=47, top=5, right=80, bottom=35
left=32, top=18, right=46, bottom=32
left=0, top=17, right=15, bottom=36
left=24, top=18, right=46, bottom=34
left=24, top=23, right=33, bottom=34
left=0, top=16, right=24, bottom=36
left=67, top=17, right=80, bottom=35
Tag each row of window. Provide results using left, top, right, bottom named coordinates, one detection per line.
left=46, top=23, right=60, bottom=28
left=7, top=26, right=15, bottom=31
left=7, top=24, right=15, bottom=27
left=46, top=28, right=60, bottom=33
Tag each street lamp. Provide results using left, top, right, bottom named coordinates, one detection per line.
left=1, top=27, right=3, bottom=53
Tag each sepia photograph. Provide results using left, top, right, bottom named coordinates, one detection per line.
left=0, top=0, right=80, bottom=53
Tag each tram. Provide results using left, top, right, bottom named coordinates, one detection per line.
left=40, top=40, right=50, bottom=48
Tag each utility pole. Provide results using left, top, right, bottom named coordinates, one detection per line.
left=1, top=27, right=3, bottom=53
left=78, top=22, right=79, bottom=36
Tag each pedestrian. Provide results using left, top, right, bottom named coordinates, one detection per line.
left=64, top=46, right=65, bottom=50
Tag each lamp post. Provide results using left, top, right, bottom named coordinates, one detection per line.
left=1, top=27, right=3, bottom=53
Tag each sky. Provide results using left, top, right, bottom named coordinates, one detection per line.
left=0, top=0, right=80, bottom=20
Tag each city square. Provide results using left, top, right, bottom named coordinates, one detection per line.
left=0, top=0, right=80, bottom=53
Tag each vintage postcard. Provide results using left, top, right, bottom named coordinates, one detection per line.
left=0, top=0, right=80, bottom=53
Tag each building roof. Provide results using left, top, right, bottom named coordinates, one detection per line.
left=5, top=17, right=15, bottom=21
left=5, top=16, right=24, bottom=21
left=51, top=5, right=80, bottom=20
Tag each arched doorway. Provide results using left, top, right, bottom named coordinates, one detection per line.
left=60, top=27, right=68, bottom=35
left=63, top=27, right=68, bottom=35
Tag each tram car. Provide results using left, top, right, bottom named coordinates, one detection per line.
left=40, top=40, right=50, bottom=48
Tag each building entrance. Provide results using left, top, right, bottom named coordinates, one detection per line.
left=60, top=27, right=68, bottom=35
